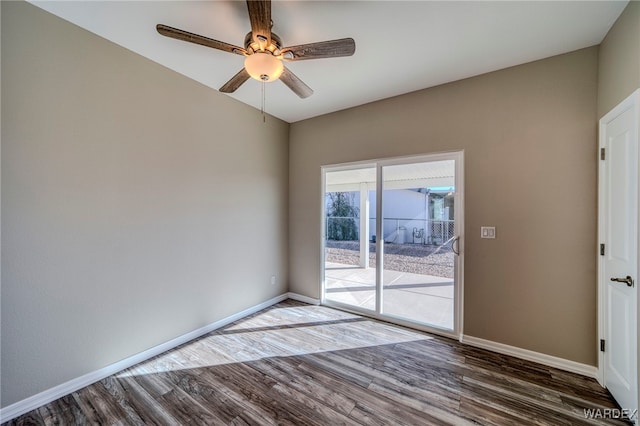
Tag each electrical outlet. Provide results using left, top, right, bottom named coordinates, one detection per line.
left=270, top=275, right=276, bottom=285
left=481, top=226, right=496, bottom=239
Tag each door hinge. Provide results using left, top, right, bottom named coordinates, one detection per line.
left=600, top=147, right=605, bottom=160
left=600, top=244, right=605, bottom=256
left=600, top=339, right=605, bottom=352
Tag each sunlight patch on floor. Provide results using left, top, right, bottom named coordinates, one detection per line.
left=116, top=305, right=432, bottom=378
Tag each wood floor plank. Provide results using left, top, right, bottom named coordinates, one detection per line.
left=37, top=394, right=87, bottom=425
left=176, top=364, right=284, bottom=425
left=295, top=357, right=451, bottom=426
left=249, top=356, right=359, bottom=416
left=115, top=375, right=180, bottom=424
left=186, top=369, right=279, bottom=425
left=462, top=376, right=629, bottom=426
left=2, top=300, right=631, bottom=426
left=156, top=386, right=226, bottom=425
left=301, top=351, right=374, bottom=388
left=460, top=395, right=541, bottom=426
left=161, top=368, right=246, bottom=423
left=267, top=382, right=362, bottom=426
left=71, top=382, right=130, bottom=425
left=366, top=380, right=471, bottom=425
left=99, top=376, right=146, bottom=426
left=3, top=412, right=44, bottom=426
left=126, top=368, right=174, bottom=398
left=349, top=400, right=441, bottom=426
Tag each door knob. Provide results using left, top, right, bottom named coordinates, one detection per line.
left=610, top=276, right=634, bottom=287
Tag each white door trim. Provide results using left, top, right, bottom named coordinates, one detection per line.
left=597, top=89, right=640, bottom=398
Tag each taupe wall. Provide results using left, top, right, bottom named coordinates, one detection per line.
left=1, top=2, right=289, bottom=407
left=289, top=48, right=599, bottom=365
left=598, top=0, right=640, bottom=118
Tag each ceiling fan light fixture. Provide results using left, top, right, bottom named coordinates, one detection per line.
left=244, top=52, right=283, bottom=82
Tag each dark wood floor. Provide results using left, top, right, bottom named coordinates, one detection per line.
left=3, top=299, right=631, bottom=425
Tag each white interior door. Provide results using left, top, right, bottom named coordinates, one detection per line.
left=599, top=89, right=639, bottom=415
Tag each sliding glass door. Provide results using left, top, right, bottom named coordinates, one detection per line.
left=380, top=160, right=457, bottom=329
left=321, top=152, right=463, bottom=336
left=323, top=166, right=377, bottom=311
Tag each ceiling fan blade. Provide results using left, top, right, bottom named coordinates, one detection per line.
left=220, top=68, right=251, bottom=93
left=246, top=0, right=271, bottom=49
left=157, top=24, right=246, bottom=56
left=280, top=66, right=313, bottom=99
left=281, top=38, right=356, bottom=61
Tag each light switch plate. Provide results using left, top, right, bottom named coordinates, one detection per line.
left=481, top=226, right=496, bottom=239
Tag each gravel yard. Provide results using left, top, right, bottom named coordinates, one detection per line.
left=325, top=240, right=454, bottom=278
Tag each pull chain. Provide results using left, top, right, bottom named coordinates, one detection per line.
left=261, top=81, right=266, bottom=123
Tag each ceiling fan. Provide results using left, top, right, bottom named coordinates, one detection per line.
left=156, top=0, right=356, bottom=99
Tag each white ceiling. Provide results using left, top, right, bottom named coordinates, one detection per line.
left=29, top=1, right=628, bottom=123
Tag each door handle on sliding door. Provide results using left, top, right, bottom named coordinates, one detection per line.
left=452, top=236, right=460, bottom=255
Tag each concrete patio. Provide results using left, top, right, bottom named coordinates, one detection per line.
left=324, top=261, right=454, bottom=330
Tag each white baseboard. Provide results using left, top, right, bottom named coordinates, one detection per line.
left=461, top=335, right=598, bottom=379
left=286, top=292, right=320, bottom=305
left=0, top=293, right=290, bottom=423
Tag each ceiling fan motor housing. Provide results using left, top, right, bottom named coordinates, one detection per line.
left=244, top=32, right=282, bottom=54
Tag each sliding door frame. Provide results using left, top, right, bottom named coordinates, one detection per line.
left=320, top=160, right=377, bottom=315
left=320, top=151, right=464, bottom=340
